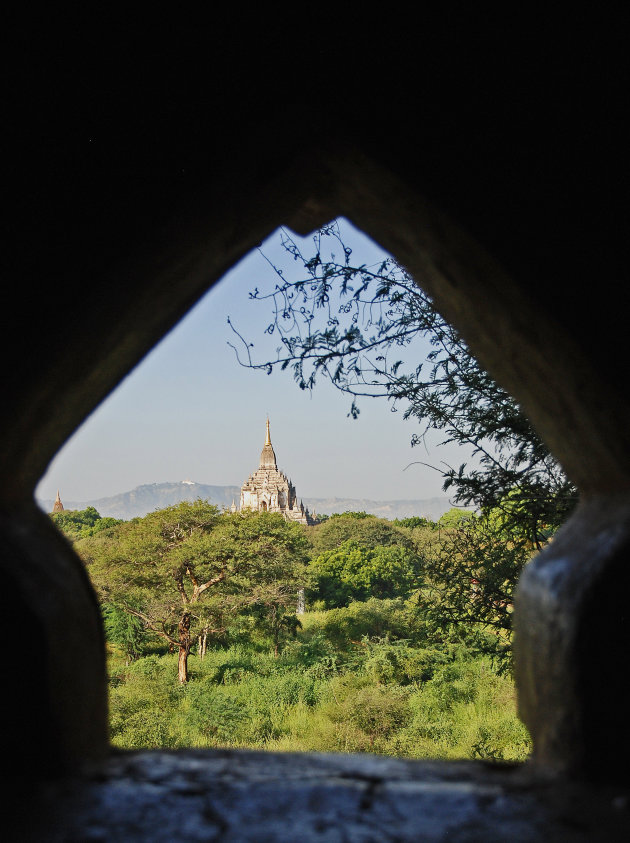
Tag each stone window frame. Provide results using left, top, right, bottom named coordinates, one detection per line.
left=5, top=145, right=627, bottom=785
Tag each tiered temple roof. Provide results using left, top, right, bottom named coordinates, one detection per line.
left=239, top=420, right=316, bottom=525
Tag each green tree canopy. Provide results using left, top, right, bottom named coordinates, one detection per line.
left=51, top=506, right=123, bottom=540
left=392, top=516, right=438, bottom=530
left=309, top=512, right=417, bottom=556
left=437, top=508, right=475, bottom=530
left=80, top=502, right=308, bottom=681
left=203, top=509, right=309, bottom=657
left=309, top=539, right=422, bottom=608
left=102, top=602, right=147, bottom=663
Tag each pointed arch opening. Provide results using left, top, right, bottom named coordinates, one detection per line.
left=8, top=143, right=630, bottom=784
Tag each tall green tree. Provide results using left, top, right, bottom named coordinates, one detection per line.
left=244, top=585, right=304, bottom=657
left=309, top=540, right=422, bottom=608
left=437, top=508, right=475, bottom=530
left=229, top=222, right=577, bottom=545
left=81, top=500, right=223, bottom=682
left=206, top=509, right=309, bottom=656
left=80, top=503, right=309, bottom=681
left=419, top=508, right=533, bottom=668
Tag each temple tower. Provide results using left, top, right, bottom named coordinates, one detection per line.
left=239, top=420, right=316, bottom=525
left=52, top=490, right=64, bottom=513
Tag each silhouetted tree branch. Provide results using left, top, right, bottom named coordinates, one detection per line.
left=228, top=221, right=577, bottom=544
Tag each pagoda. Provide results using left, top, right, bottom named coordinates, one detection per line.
left=52, top=490, right=65, bottom=513
left=239, top=420, right=315, bottom=525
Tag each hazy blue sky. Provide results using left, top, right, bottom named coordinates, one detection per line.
left=37, top=219, right=473, bottom=505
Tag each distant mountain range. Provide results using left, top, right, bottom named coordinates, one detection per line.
left=38, top=481, right=454, bottom=522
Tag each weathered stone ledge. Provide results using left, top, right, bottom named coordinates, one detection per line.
left=16, top=749, right=630, bottom=841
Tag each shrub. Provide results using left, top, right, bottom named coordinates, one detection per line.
left=304, top=599, right=413, bottom=650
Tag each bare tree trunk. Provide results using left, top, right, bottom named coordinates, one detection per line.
left=272, top=607, right=279, bottom=658
left=178, top=613, right=191, bottom=683
left=198, top=627, right=208, bottom=660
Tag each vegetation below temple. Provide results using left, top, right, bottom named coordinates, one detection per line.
left=105, top=609, right=530, bottom=760
left=57, top=503, right=533, bottom=761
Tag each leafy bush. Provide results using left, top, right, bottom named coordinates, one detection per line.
left=102, top=603, right=147, bottom=662
left=361, top=637, right=450, bottom=685
left=303, top=598, right=415, bottom=650
left=182, top=684, right=248, bottom=744
left=308, top=541, right=422, bottom=607
left=105, top=605, right=531, bottom=762
left=342, top=686, right=411, bottom=741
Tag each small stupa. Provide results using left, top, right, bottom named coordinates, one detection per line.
left=52, top=490, right=65, bottom=513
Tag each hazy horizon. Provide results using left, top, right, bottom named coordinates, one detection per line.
left=37, top=479, right=452, bottom=508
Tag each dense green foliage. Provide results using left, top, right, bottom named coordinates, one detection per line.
left=309, top=540, right=421, bottom=607
left=52, top=500, right=534, bottom=761
left=436, top=508, right=476, bottom=529
left=419, top=514, right=531, bottom=667
left=392, top=516, right=438, bottom=530
left=104, top=603, right=530, bottom=760
left=78, top=502, right=309, bottom=681
left=309, top=511, right=416, bottom=554
left=51, top=506, right=122, bottom=540
left=102, top=602, right=147, bottom=663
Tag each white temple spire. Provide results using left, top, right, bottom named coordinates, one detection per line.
left=239, top=419, right=317, bottom=525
